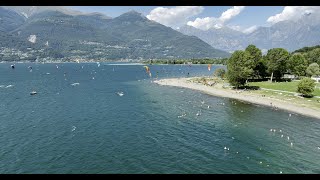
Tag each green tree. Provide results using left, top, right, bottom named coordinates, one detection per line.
left=304, top=48, right=320, bottom=65
left=306, top=63, right=320, bottom=77
left=245, top=45, right=263, bottom=78
left=265, top=48, right=290, bottom=82
left=227, top=50, right=254, bottom=88
left=214, top=68, right=226, bottom=78
left=255, top=56, right=268, bottom=79
left=297, top=77, right=316, bottom=97
left=287, top=54, right=308, bottom=77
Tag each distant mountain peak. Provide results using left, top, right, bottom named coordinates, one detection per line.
left=115, top=10, right=146, bottom=21
left=82, top=12, right=112, bottom=19
left=126, top=10, right=142, bottom=15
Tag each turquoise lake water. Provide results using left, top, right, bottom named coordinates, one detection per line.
left=0, top=63, right=319, bottom=174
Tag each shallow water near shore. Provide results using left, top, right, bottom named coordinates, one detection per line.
left=0, top=63, right=319, bottom=173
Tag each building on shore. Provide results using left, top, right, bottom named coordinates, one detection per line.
left=311, top=76, right=320, bottom=83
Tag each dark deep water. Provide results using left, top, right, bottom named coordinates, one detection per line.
left=0, top=63, right=319, bottom=174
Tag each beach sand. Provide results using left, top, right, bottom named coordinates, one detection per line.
left=154, top=77, right=320, bottom=120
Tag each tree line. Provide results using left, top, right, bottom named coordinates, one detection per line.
left=226, top=45, right=320, bottom=88
left=143, top=58, right=229, bottom=65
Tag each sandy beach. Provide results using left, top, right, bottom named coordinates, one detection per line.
left=154, top=77, right=320, bottom=120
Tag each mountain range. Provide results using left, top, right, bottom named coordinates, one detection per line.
left=178, top=14, right=320, bottom=53
left=0, top=6, right=229, bottom=62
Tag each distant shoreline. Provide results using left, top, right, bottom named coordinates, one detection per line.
left=154, top=77, right=320, bottom=120
left=0, top=61, right=145, bottom=65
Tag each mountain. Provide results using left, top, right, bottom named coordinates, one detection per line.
left=179, top=25, right=245, bottom=53
left=0, top=7, right=26, bottom=32
left=2, top=6, right=86, bottom=18
left=179, top=14, right=320, bottom=52
left=0, top=8, right=229, bottom=62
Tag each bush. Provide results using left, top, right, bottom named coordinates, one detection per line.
left=214, top=68, right=226, bottom=78
left=306, top=63, right=320, bottom=77
left=297, top=77, right=316, bottom=97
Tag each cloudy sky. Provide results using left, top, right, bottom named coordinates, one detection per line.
left=68, top=6, right=318, bottom=33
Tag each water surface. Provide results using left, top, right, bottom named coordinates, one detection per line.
left=0, top=63, right=319, bottom=173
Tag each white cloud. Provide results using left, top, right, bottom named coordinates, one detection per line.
left=267, top=6, right=320, bottom=24
left=187, top=6, right=245, bottom=30
left=219, top=6, right=245, bottom=22
left=242, top=25, right=258, bottom=34
left=146, top=6, right=204, bottom=28
left=187, top=17, right=222, bottom=30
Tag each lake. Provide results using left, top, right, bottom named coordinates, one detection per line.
left=0, top=63, right=319, bottom=173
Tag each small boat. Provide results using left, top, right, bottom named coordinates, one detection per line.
left=70, top=83, right=80, bottom=86
left=11, top=64, right=15, bottom=69
left=116, top=91, right=124, bottom=96
left=30, top=91, right=37, bottom=95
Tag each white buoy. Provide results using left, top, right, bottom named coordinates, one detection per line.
left=224, top=147, right=227, bottom=150
left=290, top=142, right=293, bottom=147
left=270, top=129, right=273, bottom=132
left=280, top=171, right=282, bottom=174
left=287, top=136, right=290, bottom=140
left=30, top=91, right=37, bottom=95
left=281, top=135, right=284, bottom=138
left=279, top=130, right=282, bottom=133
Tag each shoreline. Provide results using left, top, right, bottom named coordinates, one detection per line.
left=0, top=61, right=145, bottom=65
left=154, top=77, right=320, bottom=120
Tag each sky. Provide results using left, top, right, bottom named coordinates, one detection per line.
left=67, top=6, right=313, bottom=33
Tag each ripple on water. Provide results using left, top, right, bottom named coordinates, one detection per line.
left=0, top=64, right=320, bottom=173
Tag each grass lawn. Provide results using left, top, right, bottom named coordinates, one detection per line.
left=189, top=77, right=320, bottom=109
left=249, top=81, right=320, bottom=97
